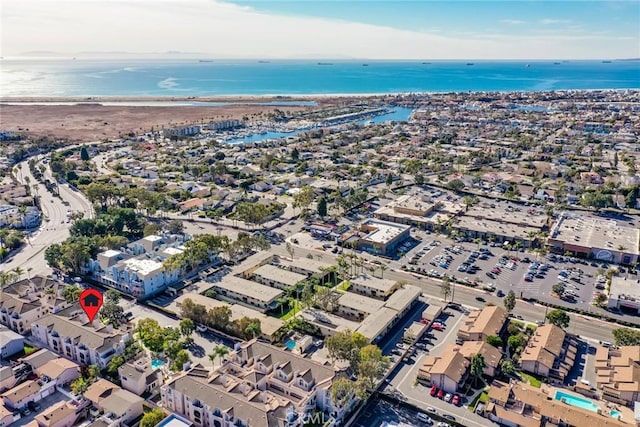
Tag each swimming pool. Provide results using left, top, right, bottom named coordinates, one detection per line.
left=151, top=359, right=165, bottom=370
left=610, top=410, right=621, bottom=419
left=554, top=391, right=600, bottom=412
left=285, top=340, right=296, bottom=350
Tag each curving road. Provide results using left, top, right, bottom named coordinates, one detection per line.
left=4, top=155, right=94, bottom=276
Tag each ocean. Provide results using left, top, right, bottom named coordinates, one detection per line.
left=1, top=59, right=639, bottom=97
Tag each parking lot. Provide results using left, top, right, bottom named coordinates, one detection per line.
left=400, top=236, right=624, bottom=314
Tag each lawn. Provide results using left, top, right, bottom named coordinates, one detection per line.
left=336, top=280, right=351, bottom=293
left=24, top=345, right=37, bottom=356
left=519, top=372, right=542, bottom=388
left=275, top=300, right=302, bottom=321
left=467, top=391, right=489, bottom=410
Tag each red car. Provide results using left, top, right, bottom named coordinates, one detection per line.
left=432, top=324, right=443, bottom=331
left=430, top=385, right=438, bottom=396
left=491, top=268, right=501, bottom=274
left=437, top=389, right=445, bottom=399
left=452, top=394, right=460, bottom=406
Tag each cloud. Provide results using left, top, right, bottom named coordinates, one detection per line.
left=1, top=0, right=638, bottom=59
left=500, top=19, right=525, bottom=25
left=541, top=19, right=572, bottom=25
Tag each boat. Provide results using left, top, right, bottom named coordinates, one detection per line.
left=526, top=64, right=531, bottom=68
left=362, top=64, right=369, bottom=66
left=466, top=62, right=474, bottom=66
left=602, top=60, right=612, bottom=63
left=422, top=62, right=432, bottom=65
left=554, top=62, right=561, bottom=65
left=317, top=62, right=333, bottom=66
left=258, top=60, right=270, bottom=63
left=199, top=60, right=213, bottom=63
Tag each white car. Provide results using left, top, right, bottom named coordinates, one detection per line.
left=417, top=413, right=432, bottom=424
left=196, top=324, right=208, bottom=333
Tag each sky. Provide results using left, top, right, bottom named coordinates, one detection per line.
left=2, top=0, right=639, bottom=59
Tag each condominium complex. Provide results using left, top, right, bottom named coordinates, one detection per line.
left=161, top=340, right=354, bottom=427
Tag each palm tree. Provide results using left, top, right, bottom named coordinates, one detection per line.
left=13, top=267, right=24, bottom=281
left=379, top=264, right=388, bottom=279
left=244, top=322, right=261, bottom=339
left=470, top=353, right=486, bottom=388
left=209, top=345, right=229, bottom=367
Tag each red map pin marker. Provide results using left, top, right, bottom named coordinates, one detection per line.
left=79, top=289, right=103, bottom=323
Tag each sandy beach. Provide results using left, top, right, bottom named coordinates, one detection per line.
left=0, top=96, right=355, bottom=141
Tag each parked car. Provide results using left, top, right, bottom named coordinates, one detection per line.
left=452, top=394, right=460, bottom=406
left=426, top=406, right=437, bottom=414
left=444, top=393, right=452, bottom=402
left=417, top=413, right=433, bottom=424
left=437, top=389, right=445, bottom=399
left=443, top=414, right=456, bottom=422
left=430, top=385, right=438, bottom=396
left=432, top=323, right=443, bottom=331
left=475, top=296, right=485, bottom=302
left=28, top=401, right=41, bottom=411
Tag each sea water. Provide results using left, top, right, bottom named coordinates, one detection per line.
left=1, top=59, right=639, bottom=97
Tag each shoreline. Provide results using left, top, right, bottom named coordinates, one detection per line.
left=1, top=88, right=638, bottom=104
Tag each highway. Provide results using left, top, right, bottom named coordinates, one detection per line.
left=4, top=155, right=93, bottom=276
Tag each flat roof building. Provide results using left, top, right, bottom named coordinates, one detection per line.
left=548, top=212, right=640, bottom=265
left=350, top=274, right=399, bottom=300
left=210, top=276, right=284, bottom=313
left=358, top=218, right=411, bottom=256
left=252, top=264, right=307, bottom=290
left=607, top=277, right=640, bottom=315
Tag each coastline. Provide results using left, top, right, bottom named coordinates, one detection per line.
left=2, top=88, right=638, bottom=104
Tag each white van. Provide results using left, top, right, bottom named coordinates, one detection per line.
left=417, top=413, right=432, bottom=424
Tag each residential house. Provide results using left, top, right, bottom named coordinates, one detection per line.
left=1, top=378, right=55, bottom=410
left=0, top=368, right=17, bottom=393
left=417, top=348, right=470, bottom=393
left=118, top=358, right=163, bottom=395
left=35, top=358, right=81, bottom=387
left=520, top=324, right=577, bottom=383
left=84, top=379, right=144, bottom=426
left=251, top=264, right=306, bottom=291
left=0, top=403, right=13, bottom=427
left=457, top=306, right=507, bottom=342
left=0, top=328, right=24, bottom=359
left=30, top=311, right=130, bottom=369
left=484, top=380, right=628, bottom=427
left=595, top=345, right=640, bottom=406
left=35, top=401, right=82, bottom=427
left=349, top=275, right=399, bottom=300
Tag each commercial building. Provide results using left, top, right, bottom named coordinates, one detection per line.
left=161, top=340, right=355, bottom=427
left=595, top=345, right=640, bottom=406
left=457, top=306, right=507, bottom=342
left=357, top=218, right=411, bottom=256
left=520, top=324, right=577, bottom=383
left=547, top=212, right=640, bottom=265
left=607, top=277, right=640, bottom=315
left=374, top=194, right=455, bottom=230
left=163, top=125, right=201, bottom=138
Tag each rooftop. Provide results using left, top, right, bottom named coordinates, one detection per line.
left=123, top=257, right=164, bottom=277
left=350, top=274, right=398, bottom=293
left=609, top=277, right=640, bottom=303
left=214, top=276, right=284, bottom=303
left=253, top=264, right=307, bottom=287
left=520, top=324, right=566, bottom=369
left=458, top=305, right=507, bottom=339
left=549, top=212, right=640, bottom=255
left=356, top=307, right=398, bottom=341
left=338, top=292, right=386, bottom=315
left=360, top=218, right=410, bottom=244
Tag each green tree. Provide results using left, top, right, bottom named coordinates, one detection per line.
left=136, top=319, right=167, bottom=353
left=140, top=408, right=166, bottom=427
left=293, top=185, right=314, bottom=213
left=326, top=330, right=368, bottom=369
left=317, top=196, right=328, bottom=217
left=612, top=328, right=640, bottom=346
left=143, top=223, right=161, bottom=237
left=552, top=283, right=565, bottom=296
left=446, top=179, right=465, bottom=192
left=209, top=345, right=230, bottom=366
left=70, top=377, right=90, bottom=395
left=291, top=147, right=300, bottom=162
left=486, top=335, right=503, bottom=348
left=171, top=350, right=191, bottom=372
left=357, top=345, right=390, bottom=397
left=107, top=355, right=125, bottom=375
left=167, top=220, right=184, bottom=234
left=470, top=353, right=486, bottom=387
left=62, top=285, right=83, bottom=304
left=546, top=309, right=570, bottom=329
left=330, top=377, right=356, bottom=409
left=80, top=146, right=90, bottom=161
left=441, top=276, right=452, bottom=302
left=503, top=290, right=516, bottom=313
left=385, top=173, right=393, bottom=186
left=500, top=359, right=516, bottom=376
left=593, top=293, right=607, bottom=307
left=179, top=318, right=195, bottom=337
left=507, top=334, right=526, bottom=353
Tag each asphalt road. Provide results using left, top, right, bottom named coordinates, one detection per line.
left=4, top=155, right=93, bottom=276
